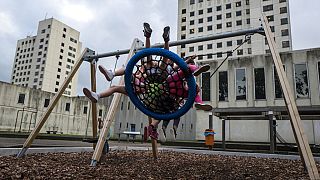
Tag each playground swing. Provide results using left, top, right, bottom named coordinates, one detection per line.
left=16, top=17, right=319, bottom=179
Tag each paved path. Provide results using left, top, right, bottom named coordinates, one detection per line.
left=1, top=137, right=319, bottom=163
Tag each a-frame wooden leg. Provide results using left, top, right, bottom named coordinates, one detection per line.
left=90, top=60, right=98, bottom=149
left=262, top=15, right=319, bottom=179
left=17, top=48, right=90, bottom=157
left=90, top=39, right=143, bottom=166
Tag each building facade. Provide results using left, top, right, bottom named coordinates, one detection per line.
left=10, top=18, right=82, bottom=96
left=0, top=81, right=107, bottom=136
left=177, top=0, right=292, bottom=60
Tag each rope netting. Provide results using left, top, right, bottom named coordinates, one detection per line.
left=131, top=56, right=188, bottom=114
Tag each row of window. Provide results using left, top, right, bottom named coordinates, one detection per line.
left=201, top=62, right=319, bottom=101
left=17, top=95, right=101, bottom=114
left=189, top=0, right=248, bottom=8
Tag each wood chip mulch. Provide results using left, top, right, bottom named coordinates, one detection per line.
left=0, top=150, right=319, bottom=179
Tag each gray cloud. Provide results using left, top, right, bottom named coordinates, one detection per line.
left=0, top=0, right=319, bottom=95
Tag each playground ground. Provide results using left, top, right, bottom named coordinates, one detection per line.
left=0, top=136, right=320, bottom=179
left=0, top=150, right=319, bottom=179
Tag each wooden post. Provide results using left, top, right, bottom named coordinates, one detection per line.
left=90, top=60, right=98, bottom=149
left=148, top=117, right=158, bottom=159
left=17, top=48, right=90, bottom=157
left=262, top=15, right=319, bottom=179
left=90, top=39, right=142, bottom=166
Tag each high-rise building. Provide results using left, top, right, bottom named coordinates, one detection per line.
left=177, top=0, right=292, bottom=60
left=10, top=18, right=82, bottom=96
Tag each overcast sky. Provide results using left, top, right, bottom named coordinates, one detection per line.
left=0, top=0, right=320, bottom=95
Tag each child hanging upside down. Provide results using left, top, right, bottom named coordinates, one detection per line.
left=82, top=23, right=212, bottom=140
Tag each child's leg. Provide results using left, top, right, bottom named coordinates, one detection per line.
left=161, top=26, right=172, bottom=68
left=148, top=119, right=160, bottom=139
left=143, top=23, right=152, bottom=65
left=98, top=65, right=125, bottom=81
left=99, top=85, right=127, bottom=98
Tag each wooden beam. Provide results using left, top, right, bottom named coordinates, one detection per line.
left=17, top=48, right=89, bottom=157
left=90, top=39, right=142, bottom=166
left=90, top=60, right=98, bottom=149
left=262, top=15, right=319, bottom=179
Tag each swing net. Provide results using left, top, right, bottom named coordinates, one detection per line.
left=132, top=57, right=186, bottom=114
left=125, top=48, right=196, bottom=120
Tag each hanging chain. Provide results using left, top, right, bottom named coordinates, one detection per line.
left=209, top=34, right=252, bottom=78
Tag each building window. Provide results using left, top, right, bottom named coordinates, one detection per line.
left=227, top=41, right=232, bottom=47
left=207, top=8, right=212, bottom=13
left=190, top=20, right=194, bottom=25
left=41, top=29, right=45, bottom=33
left=254, top=68, right=266, bottom=99
left=236, top=11, right=241, bottom=16
left=267, top=15, right=274, bottom=22
left=282, top=41, right=290, bottom=48
left=182, top=17, right=186, bottom=23
left=18, top=93, right=25, bottom=104
left=248, top=48, right=252, bottom=54
left=198, top=18, right=203, bottom=23
left=274, top=66, right=285, bottom=98
left=207, top=44, right=213, bottom=49
left=216, top=14, right=222, bottom=20
left=207, top=16, right=212, bottom=22
left=198, top=10, right=203, bottom=15
left=219, top=71, right=228, bottom=101
left=226, top=22, right=232, bottom=27
left=190, top=11, right=195, bottom=16
left=263, top=5, right=273, bottom=12
left=236, top=20, right=242, bottom=26
left=236, top=1, right=241, bottom=7
left=198, top=27, right=203, bottom=32
left=207, top=25, right=212, bottom=31
left=279, top=0, right=286, bottom=3
left=83, top=106, right=88, bottom=114
left=65, top=103, right=70, bottom=111
left=280, top=7, right=287, bottom=14
left=198, top=45, right=203, bottom=51
left=281, top=18, right=288, bottom=25
left=190, top=0, right=195, bottom=5
left=216, top=6, right=221, bottom=11
left=44, top=99, right=50, bottom=107
left=202, top=72, right=211, bottom=101
left=226, top=13, right=231, bottom=18
left=281, top=29, right=289, bottom=36
left=217, top=42, right=222, bottom=48
left=246, top=0, right=250, bottom=5
left=182, top=9, right=186, bottom=14
left=99, top=109, right=103, bottom=116
left=226, top=3, right=231, bottom=9
left=247, top=18, right=250, bottom=24
left=237, top=49, right=243, bottom=55
left=294, top=64, right=309, bottom=98
left=189, top=47, right=194, bottom=52
left=236, top=68, right=246, bottom=100
left=62, top=34, right=66, bottom=38
left=217, top=24, right=222, bottom=29
left=190, top=29, right=195, bottom=34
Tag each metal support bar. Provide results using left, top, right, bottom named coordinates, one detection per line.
left=222, top=119, right=226, bottom=150
left=262, top=15, right=319, bottom=179
left=85, top=28, right=264, bottom=60
left=268, top=111, right=275, bottom=153
left=17, top=48, right=90, bottom=157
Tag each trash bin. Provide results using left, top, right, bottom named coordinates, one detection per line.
left=204, top=129, right=216, bottom=149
